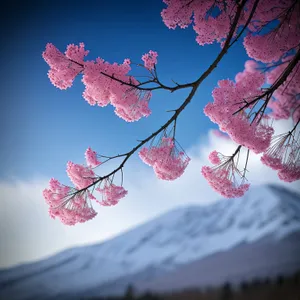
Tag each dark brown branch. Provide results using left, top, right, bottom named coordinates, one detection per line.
left=234, top=48, right=300, bottom=115
left=290, top=118, right=300, bottom=134
left=69, top=56, right=193, bottom=93
left=193, top=0, right=248, bottom=85
left=232, top=145, right=242, bottom=159
left=229, top=0, right=260, bottom=47
left=100, top=72, right=193, bottom=92
left=242, top=149, right=250, bottom=179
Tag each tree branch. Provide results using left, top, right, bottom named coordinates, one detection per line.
left=99, top=72, right=194, bottom=92
left=70, top=0, right=249, bottom=196
left=233, top=48, right=300, bottom=115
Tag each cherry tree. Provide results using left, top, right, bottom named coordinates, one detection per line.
left=42, top=0, right=300, bottom=225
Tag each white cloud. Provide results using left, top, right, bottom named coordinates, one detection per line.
left=0, top=119, right=299, bottom=268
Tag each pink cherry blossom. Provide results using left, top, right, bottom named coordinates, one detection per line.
left=261, top=125, right=300, bottom=182
left=43, top=178, right=97, bottom=226
left=48, top=194, right=97, bottom=226
left=278, top=164, right=300, bottom=183
left=161, top=0, right=299, bottom=65
left=266, top=56, right=300, bottom=120
left=113, top=89, right=152, bottom=122
left=161, top=0, right=243, bottom=46
left=85, top=147, right=101, bottom=168
left=142, top=50, right=158, bottom=70
left=96, top=181, right=128, bottom=206
left=43, top=178, right=70, bottom=208
left=208, top=150, right=221, bottom=165
left=243, top=0, right=300, bottom=63
left=43, top=43, right=154, bottom=122
left=82, top=58, right=152, bottom=121
left=65, top=43, right=89, bottom=63
left=42, top=43, right=87, bottom=89
left=204, top=61, right=274, bottom=154
left=202, top=150, right=250, bottom=198
left=202, top=166, right=250, bottom=198
left=66, top=161, right=96, bottom=189
left=139, top=137, right=190, bottom=180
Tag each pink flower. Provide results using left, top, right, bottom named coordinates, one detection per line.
left=142, top=50, right=158, bottom=70
left=161, top=0, right=240, bottom=46
left=66, top=161, right=96, bottom=189
left=85, top=147, right=101, bottom=168
left=278, top=164, right=300, bottom=183
left=266, top=56, right=300, bottom=121
left=42, top=43, right=87, bottom=89
left=204, top=61, right=274, bottom=154
left=261, top=129, right=300, bottom=182
left=96, top=181, right=128, bottom=206
left=161, top=0, right=300, bottom=65
left=243, top=5, right=300, bottom=63
left=44, top=42, right=153, bottom=122
left=139, top=137, right=190, bottom=180
left=43, top=178, right=70, bottom=208
left=43, top=179, right=97, bottom=226
left=82, top=58, right=152, bottom=121
left=202, top=149, right=250, bottom=198
left=202, top=165, right=250, bottom=198
left=65, top=43, right=89, bottom=64
left=208, top=150, right=221, bottom=165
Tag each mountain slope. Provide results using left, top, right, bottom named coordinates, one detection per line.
left=135, top=231, right=300, bottom=293
left=0, top=184, right=300, bottom=299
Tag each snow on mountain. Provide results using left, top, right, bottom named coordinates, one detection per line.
left=135, top=231, right=300, bottom=293
left=0, top=184, right=300, bottom=299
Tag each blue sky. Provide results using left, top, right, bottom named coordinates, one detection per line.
left=1, top=0, right=251, bottom=182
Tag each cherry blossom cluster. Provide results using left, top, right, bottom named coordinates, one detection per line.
left=161, top=0, right=300, bottom=61
left=139, top=136, right=190, bottom=180
left=161, top=0, right=245, bottom=46
left=85, top=147, right=102, bottom=168
left=202, top=148, right=250, bottom=198
left=95, top=180, right=128, bottom=206
left=82, top=57, right=152, bottom=122
left=208, top=150, right=221, bottom=165
left=204, top=60, right=274, bottom=154
left=42, top=43, right=88, bottom=89
left=142, top=50, right=158, bottom=70
left=244, top=0, right=300, bottom=63
left=66, top=161, right=96, bottom=190
left=43, top=179, right=97, bottom=226
left=266, top=56, right=300, bottom=121
left=43, top=43, right=156, bottom=122
left=43, top=147, right=128, bottom=225
left=261, top=122, right=300, bottom=182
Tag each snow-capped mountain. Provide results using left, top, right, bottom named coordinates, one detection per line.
left=134, top=231, right=300, bottom=293
left=1, top=184, right=300, bottom=299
